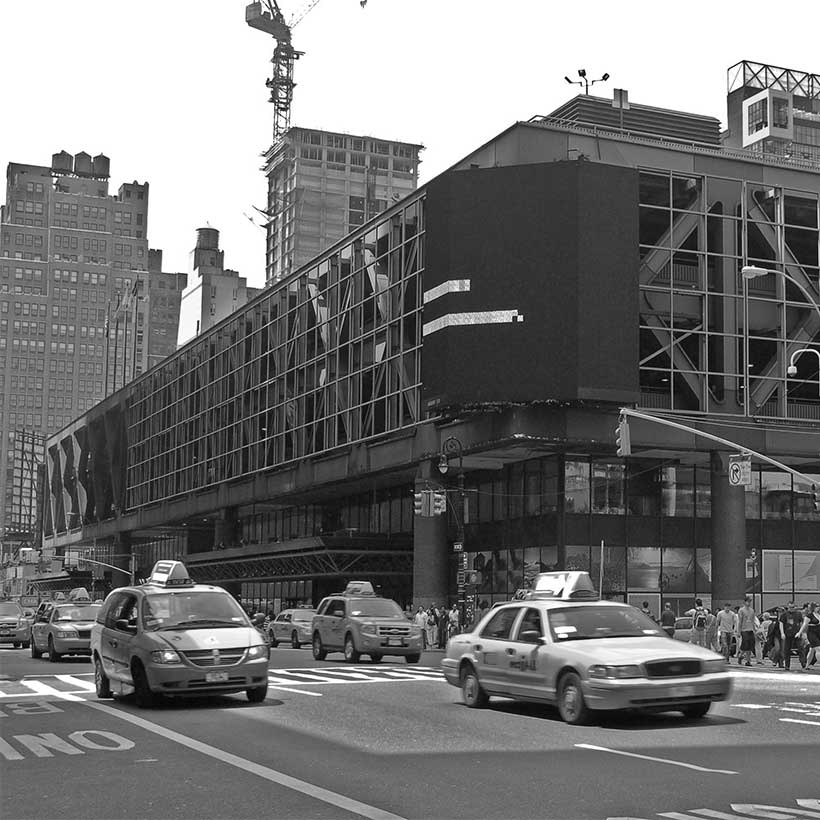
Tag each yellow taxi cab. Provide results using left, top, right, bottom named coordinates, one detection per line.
left=441, top=571, right=732, bottom=724
left=90, top=560, right=269, bottom=708
left=0, top=600, right=31, bottom=649
left=30, top=588, right=101, bottom=660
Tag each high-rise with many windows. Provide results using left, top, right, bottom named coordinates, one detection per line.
left=0, top=151, right=186, bottom=558
left=264, top=127, right=423, bottom=284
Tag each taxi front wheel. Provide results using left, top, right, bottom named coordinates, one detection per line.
left=247, top=684, right=268, bottom=703
left=557, top=671, right=591, bottom=725
left=132, top=662, right=157, bottom=709
left=312, top=633, right=327, bottom=661
left=94, top=656, right=112, bottom=699
left=461, top=665, right=489, bottom=708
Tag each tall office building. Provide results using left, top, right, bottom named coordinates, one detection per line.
left=723, top=60, right=820, bottom=164
left=177, top=227, right=260, bottom=346
left=0, top=151, right=185, bottom=552
left=264, top=127, right=423, bottom=284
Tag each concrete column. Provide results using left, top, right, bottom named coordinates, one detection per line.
left=110, top=533, right=132, bottom=591
left=412, top=477, right=449, bottom=609
left=710, top=451, right=746, bottom=605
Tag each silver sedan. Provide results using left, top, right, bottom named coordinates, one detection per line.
left=442, top=597, right=731, bottom=724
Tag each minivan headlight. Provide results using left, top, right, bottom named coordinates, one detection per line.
left=589, top=664, right=642, bottom=679
left=150, top=649, right=181, bottom=664
left=246, top=644, right=267, bottom=658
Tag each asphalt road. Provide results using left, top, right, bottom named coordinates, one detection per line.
left=1, top=646, right=818, bottom=820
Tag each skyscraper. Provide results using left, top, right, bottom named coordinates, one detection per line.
left=0, top=151, right=186, bottom=552
left=264, top=127, right=423, bottom=284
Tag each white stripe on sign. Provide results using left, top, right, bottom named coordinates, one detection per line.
left=423, top=279, right=470, bottom=304
left=575, top=744, right=737, bottom=775
left=80, top=699, right=407, bottom=820
left=423, top=310, right=524, bottom=337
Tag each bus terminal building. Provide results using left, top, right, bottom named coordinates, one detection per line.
left=41, top=66, right=820, bottom=616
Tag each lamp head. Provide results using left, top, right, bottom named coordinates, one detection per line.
left=787, top=365, right=798, bottom=376
left=741, top=265, right=769, bottom=280
left=602, top=72, right=610, bottom=81
left=437, top=453, right=449, bottom=475
left=578, top=69, right=586, bottom=78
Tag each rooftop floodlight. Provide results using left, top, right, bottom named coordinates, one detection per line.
left=565, top=69, right=610, bottom=94
left=602, top=72, right=610, bottom=81
left=578, top=69, right=586, bottom=77
left=565, top=76, right=574, bottom=83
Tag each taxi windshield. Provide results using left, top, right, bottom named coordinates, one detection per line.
left=141, top=591, right=249, bottom=630
left=349, top=599, right=404, bottom=618
left=548, top=605, right=664, bottom=641
left=54, top=605, right=99, bottom=621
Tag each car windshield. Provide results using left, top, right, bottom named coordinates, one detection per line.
left=548, top=605, right=664, bottom=641
left=349, top=599, right=404, bottom=618
left=54, top=605, right=100, bottom=621
left=292, top=610, right=316, bottom=621
left=141, top=591, right=249, bottom=630
left=0, top=602, right=22, bottom=616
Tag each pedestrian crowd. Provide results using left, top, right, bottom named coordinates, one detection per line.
left=652, top=595, right=820, bottom=671
left=412, top=603, right=464, bottom=649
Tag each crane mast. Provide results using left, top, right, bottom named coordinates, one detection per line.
left=245, top=1, right=303, bottom=143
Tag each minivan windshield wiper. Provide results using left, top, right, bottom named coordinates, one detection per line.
left=156, top=619, right=241, bottom=630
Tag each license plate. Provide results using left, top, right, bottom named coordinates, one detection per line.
left=205, top=671, right=229, bottom=683
left=387, top=638, right=403, bottom=646
left=667, top=684, right=696, bottom=698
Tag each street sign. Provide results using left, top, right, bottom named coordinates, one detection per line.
left=453, top=541, right=463, bottom=552
left=728, top=454, right=752, bottom=487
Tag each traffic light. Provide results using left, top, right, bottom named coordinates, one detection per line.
left=413, top=491, right=424, bottom=516
left=813, top=484, right=819, bottom=512
left=432, top=491, right=447, bottom=516
left=615, top=412, right=631, bottom=457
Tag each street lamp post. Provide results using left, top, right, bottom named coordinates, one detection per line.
left=741, top=265, right=820, bottom=415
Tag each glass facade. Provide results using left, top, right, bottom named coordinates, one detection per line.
left=639, top=170, right=820, bottom=418
left=127, top=199, right=425, bottom=508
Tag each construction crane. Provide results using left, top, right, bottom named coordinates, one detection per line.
left=246, top=0, right=346, bottom=143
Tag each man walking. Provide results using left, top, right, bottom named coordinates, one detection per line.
left=690, top=598, right=710, bottom=648
left=779, top=601, right=805, bottom=671
left=716, top=602, right=736, bottom=662
left=660, top=602, right=676, bottom=638
left=736, top=595, right=756, bottom=666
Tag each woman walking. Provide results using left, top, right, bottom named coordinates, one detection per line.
left=797, top=602, right=819, bottom=670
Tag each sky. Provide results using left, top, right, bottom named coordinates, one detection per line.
left=1, top=0, right=819, bottom=288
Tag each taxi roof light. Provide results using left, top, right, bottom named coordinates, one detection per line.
left=514, top=571, right=599, bottom=601
left=145, top=560, right=195, bottom=588
left=342, top=580, right=376, bottom=596
left=68, top=587, right=91, bottom=602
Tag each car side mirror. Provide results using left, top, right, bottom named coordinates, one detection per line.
left=519, top=629, right=544, bottom=644
left=115, top=618, right=137, bottom=633
left=252, top=614, right=265, bottom=626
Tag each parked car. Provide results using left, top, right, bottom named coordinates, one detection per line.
left=0, top=601, right=31, bottom=648
left=268, top=608, right=316, bottom=648
left=673, top=616, right=693, bottom=642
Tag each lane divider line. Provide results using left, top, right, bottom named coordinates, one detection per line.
left=779, top=717, right=820, bottom=727
left=575, top=743, right=738, bottom=775
left=78, top=699, right=407, bottom=820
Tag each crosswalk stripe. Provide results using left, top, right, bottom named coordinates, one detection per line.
left=19, top=680, right=84, bottom=701
left=55, top=675, right=96, bottom=691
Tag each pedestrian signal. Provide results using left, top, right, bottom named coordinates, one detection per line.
left=615, top=413, right=631, bottom=457
left=813, top=483, right=819, bottom=512
left=432, top=491, right=447, bottom=516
